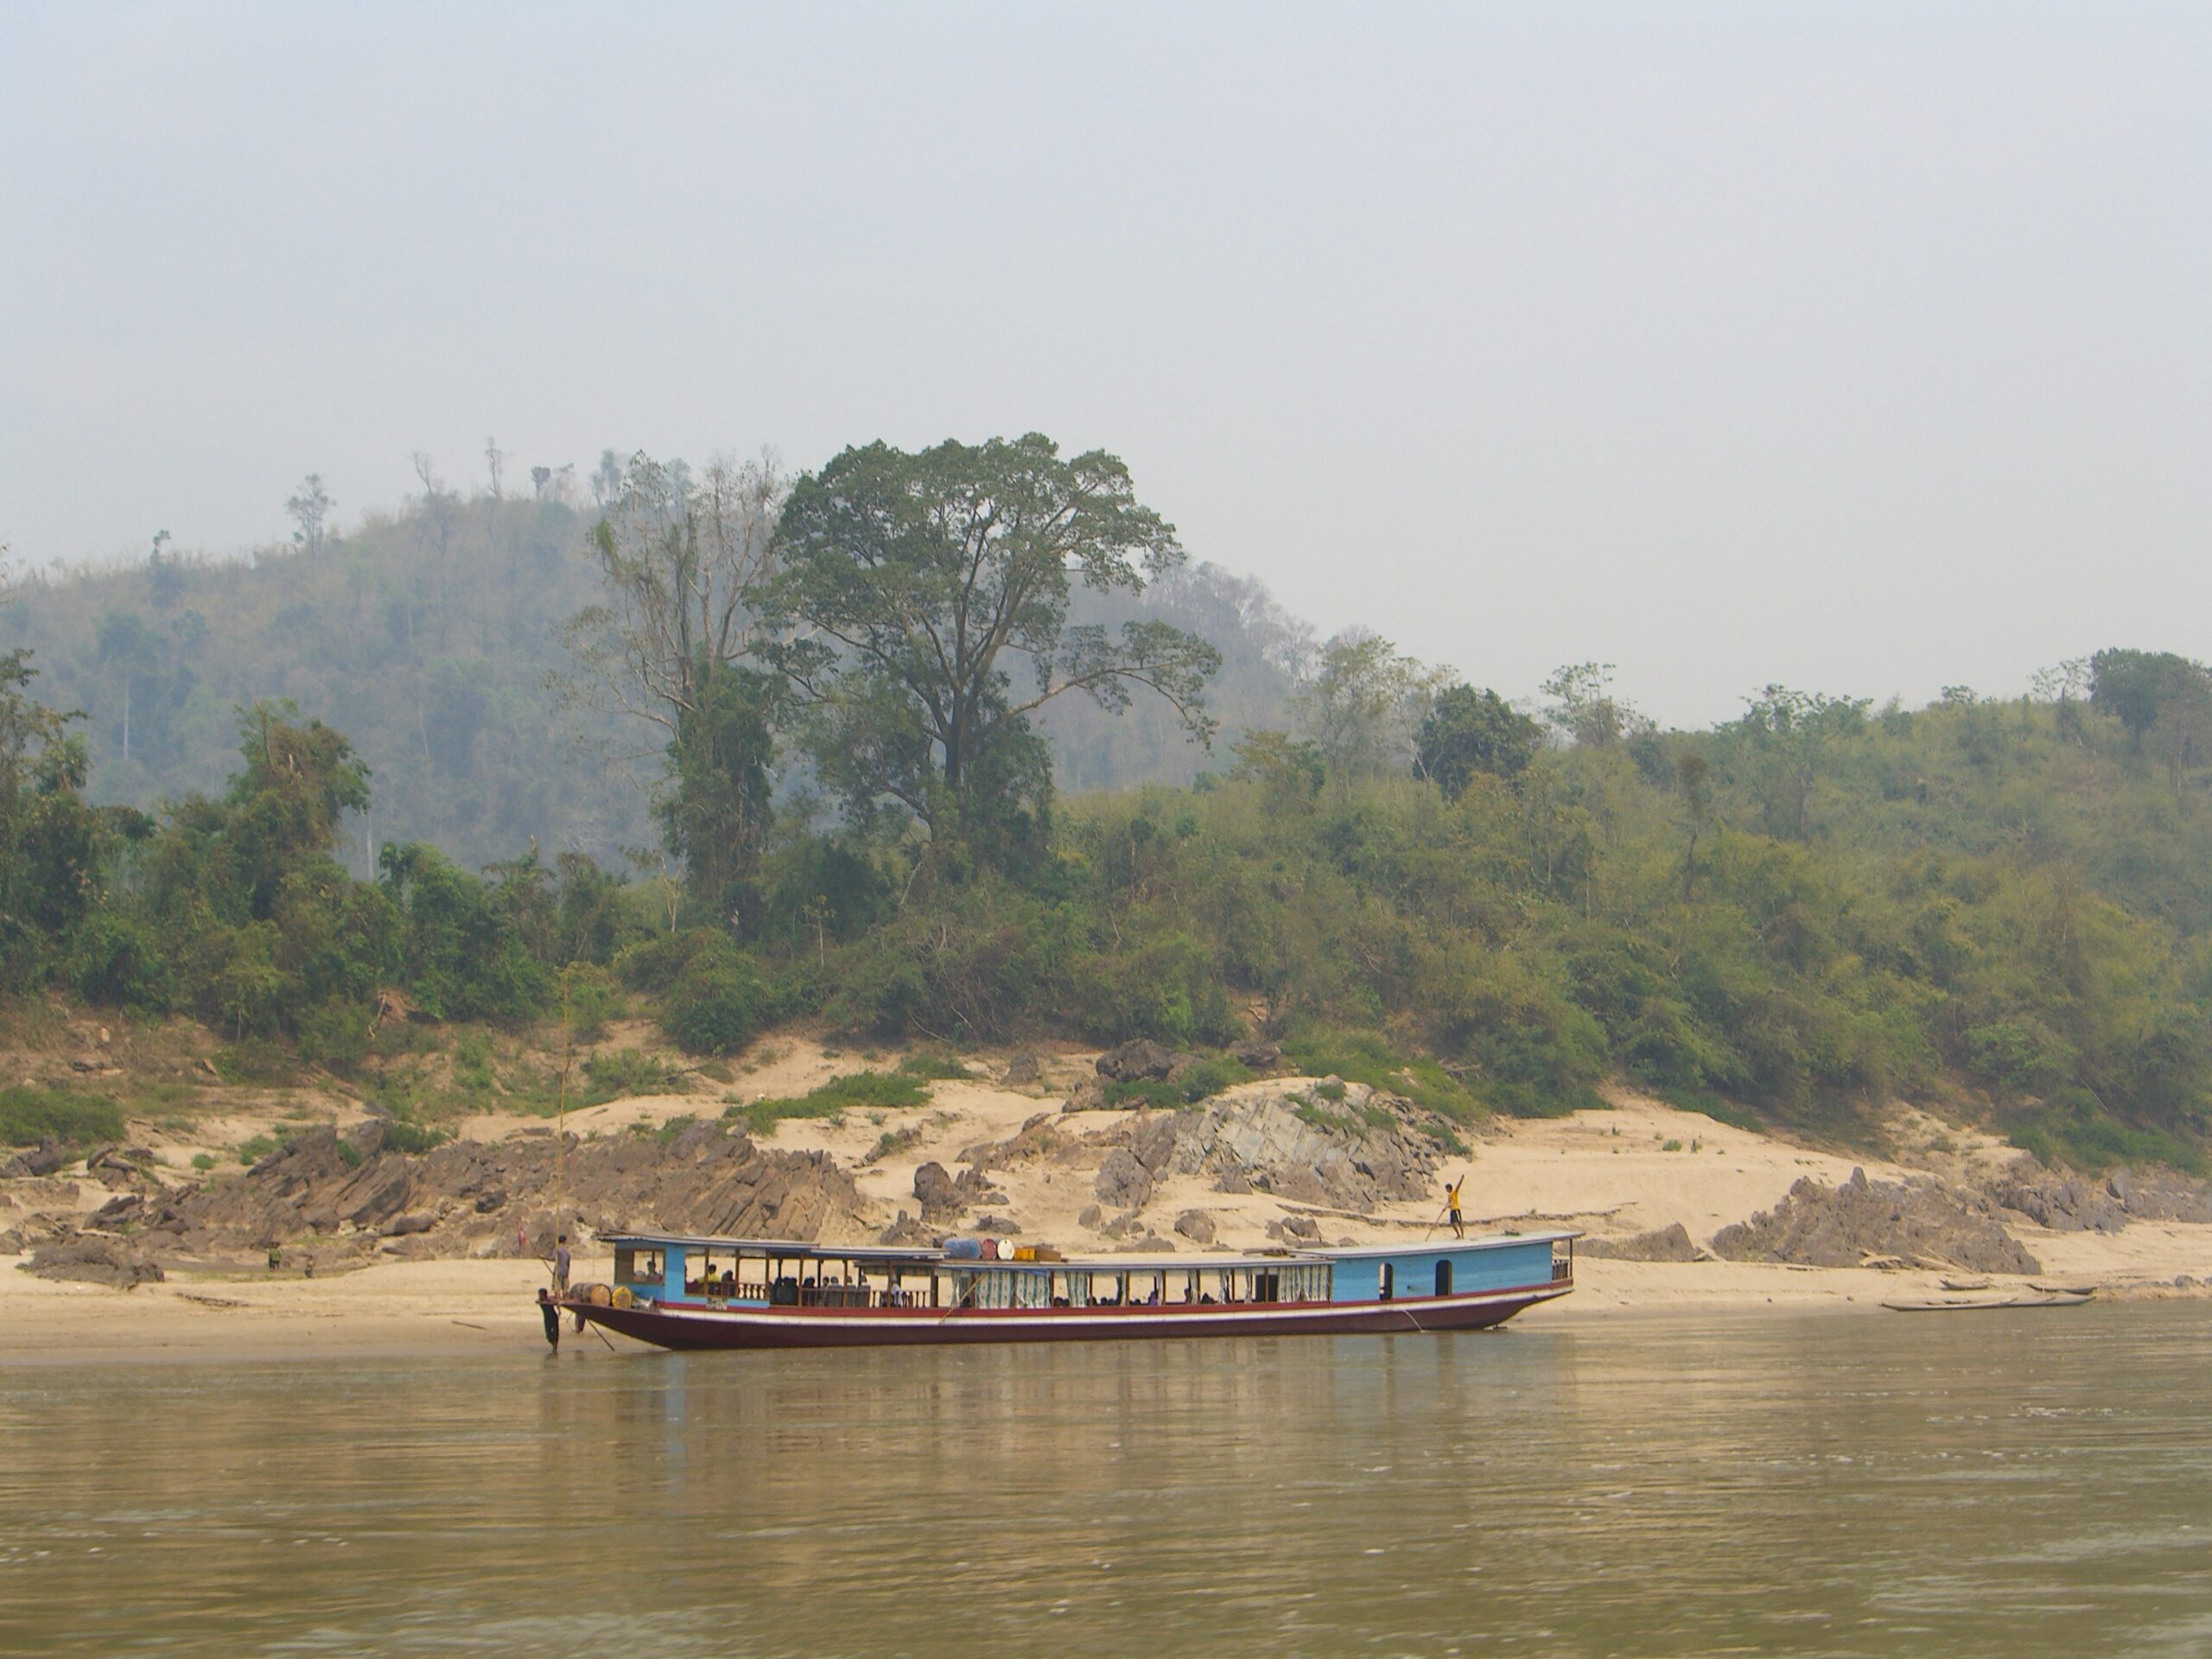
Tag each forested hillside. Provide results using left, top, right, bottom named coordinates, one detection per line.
left=4, top=435, right=2211, bottom=1174
left=0, top=474, right=1300, bottom=871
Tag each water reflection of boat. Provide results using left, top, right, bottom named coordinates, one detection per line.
left=559, top=1229, right=1577, bottom=1350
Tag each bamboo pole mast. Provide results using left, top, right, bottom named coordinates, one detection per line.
left=555, top=969, right=570, bottom=1290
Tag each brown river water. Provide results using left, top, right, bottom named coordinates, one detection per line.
left=0, top=1303, right=2207, bottom=1657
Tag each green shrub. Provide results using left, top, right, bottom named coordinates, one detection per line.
left=623, top=931, right=772, bottom=1056
left=1101, top=1054, right=1253, bottom=1110
left=190, top=1152, right=216, bottom=1171
left=1965, top=1020, right=2076, bottom=1096
left=558, top=964, right=625, bottom=1042
left=1645, top=1084, right=1762, bottom=1133
left=296, top=999, right=372, bottom=1071
left=382, top=1117, right=449, bottom=1155
left=1284, top=1028, right=1484, bottom=1123
left=213, top=1041, right=301, bottom=1087
left=2008, top=1090, right=2206, bottom=1175
left=0, top=1086, right=124, bottom=1149
left=724, top=1070, right=931, bottom=1136
left=897, top=1050, right=974, bottom=1081
left=67, top=911, right=176, bottom=1012
left=582, top=1048, right=681, bottom=1101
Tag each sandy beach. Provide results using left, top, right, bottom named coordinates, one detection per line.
left=9, top=1070, right=2209, bottom=1364
left=5, top=1241, right=2206, bottom=1368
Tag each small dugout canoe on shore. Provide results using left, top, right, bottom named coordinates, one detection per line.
left=1882, top=1293, right=2094, bottom=1313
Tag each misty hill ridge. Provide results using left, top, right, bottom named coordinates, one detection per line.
left=1, top=495, right=1306, bottom=872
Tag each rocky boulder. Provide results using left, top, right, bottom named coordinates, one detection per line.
left=1712, top=1168, right=2039, bottom=1275
left=172, top=1118, right=874, bottom=1258
left=913, top=1160, right=960, bottom=1219
left=1095, top=1149, right=1154, bottom=1210
left=1060, top=1077, right=1110, bottom=1113
left=1096, top=1039, right=1179, bottom=1083
left=2, top=1139, right=68, bottom=1179
left=1111, top=1090, right=1439, bottom=1211
left=26, top=1232, right=164, bottom=1289
left=1229, top=1039, right=1283, bottom=1071
left=1581, top=1223, right=1701, bottom=1262
left=1172, top=1209, right=1217, bottom=1245
left=1987, top=1159, right=2212, bottom=1230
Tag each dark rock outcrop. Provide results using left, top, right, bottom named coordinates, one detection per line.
left=1712, top=1169, right=2039, bottom=1275
left=26, top=1233, right=165, bottom=1289
left=1109, top=1087, right=1438, bottom=1212
left=1094, top=1149, right=1154, bottom=1210
left=1581, top=1223, right=1701, bottom=1262
left=913, top=1161, right=960, bottom=1219
left=168, top=1118, right=873, bottom=1262
left=2, top=1139, right=67, bottom=1179
left=1059, top=1077, right=1109, bottom=1113
left=1988, top=1160, right=2212, bottom=1230
left=1229, top=1039, right=1283, bottom=1071
left=1096, top=1039, right=1179, bottom=1083
left=1173, top=1208, right=1217, bottom=1244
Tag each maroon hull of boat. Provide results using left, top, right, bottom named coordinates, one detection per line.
left=566, top=1282, right=1567, bottom=1351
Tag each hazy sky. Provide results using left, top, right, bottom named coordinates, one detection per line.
left=4, top=3, right=2207, bottom=728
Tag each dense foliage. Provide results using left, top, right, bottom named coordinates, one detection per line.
left=7, top=440, right=2212, bottom=1173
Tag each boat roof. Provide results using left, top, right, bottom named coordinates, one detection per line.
left=936, top=1251, right=1310, bottom=1274
left=598, top=1231, right=944, bottom=1264
left=1308, top=1230, right=1582, bottom=1257
left=594, top=1227, right=1580, bottom=1267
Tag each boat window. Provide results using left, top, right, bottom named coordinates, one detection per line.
left=1434, top=1261, right=1453, bottom=1297
left=1284, top=1264, right=1329, bottom=1302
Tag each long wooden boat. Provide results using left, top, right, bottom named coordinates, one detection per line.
left=556, top=1228, right=1578, bottom=1350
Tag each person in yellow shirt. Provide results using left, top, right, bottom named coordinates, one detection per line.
left=1446, top=1175, right=1465, bottom=1240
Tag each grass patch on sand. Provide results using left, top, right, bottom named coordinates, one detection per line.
left=0, top=1086, right=125, bottom=1149
left=723, top=1071, right=932, bottom=1136
left=1283, top=1028, right=1484, bottom=1123
left=1102, top=1055, right=1253, bottom=1111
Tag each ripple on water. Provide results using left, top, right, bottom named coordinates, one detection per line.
left=0, top=1306, right=2206, bottom=1657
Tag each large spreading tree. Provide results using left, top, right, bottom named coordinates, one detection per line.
left=763, top=434, right=1220, bottom=862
